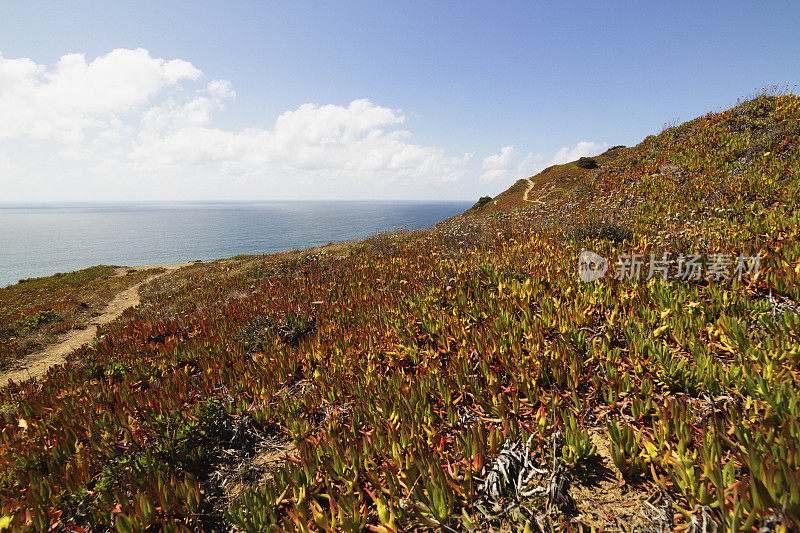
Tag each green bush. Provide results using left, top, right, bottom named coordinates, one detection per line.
left=575, top=157, right=599, bottom=169
left=571, top=217, right=632, bottom=243
left=474, top=196, right=493, bottom=209
left=16, top=309, right=60, bottom=331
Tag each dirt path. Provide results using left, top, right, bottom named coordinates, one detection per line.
left=522, top=177, right=555, bottom=205
left=522, top=177, right=546, bottom=204
left=523, top=177, right=535, bottom=202
left=570, top=430, right=653, bottom=530
left=0, top=263, right=195, bottom=387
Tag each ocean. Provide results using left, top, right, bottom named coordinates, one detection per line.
left=0, top=201, right=470, bottom=287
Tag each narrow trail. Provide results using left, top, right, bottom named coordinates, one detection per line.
left=522, top=177, right=546, bottom=204
left=523, top=176, right=558, bottom=206
left=0, top=263, right=193, bottom=387
left=523, top=177, right=535, bottom=202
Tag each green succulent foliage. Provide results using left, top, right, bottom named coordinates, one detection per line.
left=15, top=309, right=60, bottom=330
left=561, top=411, right=596, bottom=464
left=1, top=92, right=800, bottom=531
left=607, top=419, right=646, bottom=480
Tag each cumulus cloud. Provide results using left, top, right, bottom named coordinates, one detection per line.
left=0, top=49, right=474, bottom=199
left=0, top=48, right=201, bottom=143
left=0, top=48, right=607, bottom=200
left=479, top=139, right=606, bottom=182
left=206, top=79, right=236, bottom=100
left=480, top=146, right=545, bottom=182
left=128, top=98, right=468, bottom=185
left=550, top=141, right=608, bottom=164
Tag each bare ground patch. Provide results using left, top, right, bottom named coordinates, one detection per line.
left=571, top=431, right=664, bottom=532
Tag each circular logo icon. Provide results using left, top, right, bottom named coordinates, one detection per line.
left=578, top=250, right=608, bottom=282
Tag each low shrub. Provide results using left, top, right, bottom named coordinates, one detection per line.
left=575, top=157, right=599, bottom=169
left=571, top=216, right=632, bottom=243
left=474, top=195, right=493, bottom=209
left=16, top=309, right=60, bottom=331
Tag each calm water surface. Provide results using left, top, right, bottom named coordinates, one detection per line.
left=0, top=201, right=470, bottom=287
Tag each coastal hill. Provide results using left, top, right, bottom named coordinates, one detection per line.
left=466, top=93, right=799, bottom=248
left=0, top=93, right=799, bottom=531
left=468, top=146, right=626, bottom=214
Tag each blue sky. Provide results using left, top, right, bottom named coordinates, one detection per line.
left=1, top=1, right=798, bottom=201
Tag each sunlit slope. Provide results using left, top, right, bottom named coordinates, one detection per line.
left=0, top=94, right=798, bottom=531
left=0, top=266, right=162, bottom=371
left=469, top=146, right=625, bottom=214
left=477, top=95, right=798, bottom=232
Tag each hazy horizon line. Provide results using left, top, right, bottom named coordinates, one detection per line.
left=0, top=198, right=475, bottom=207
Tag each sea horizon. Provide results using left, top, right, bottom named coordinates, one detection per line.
left=0, top=200, right=471, bottom=287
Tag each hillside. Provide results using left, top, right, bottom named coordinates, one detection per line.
left=0, top=266, right=163, bottom=372
left=0, top=93, right=799, bottom=532
left=468, top=146, right=626, bottom=214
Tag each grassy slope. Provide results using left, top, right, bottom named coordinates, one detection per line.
left=0, top=95, right=799, bottom=531
left=467, top=146, right=625, bottom=214
left=0, top=266, right=161, bottom=370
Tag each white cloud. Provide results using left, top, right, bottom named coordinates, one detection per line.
left=128, top=98, right=468, bottom=185
left=550, top=141, right=608, bottom=165
left=0, top=49, right=474, bottom=199
left=206, top=79, right=236, bottom=100
left=480, top=139, right=608, bottom=182
left=479, top=146, right=547, bottom=182
left=481, top=146, right=516, bottom=175
left=0, top=48, right=201, bottom=143
left=0, top=48, right=607, bottom=201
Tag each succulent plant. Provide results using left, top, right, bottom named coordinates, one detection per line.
left=1, top=92, right=800, bottom=530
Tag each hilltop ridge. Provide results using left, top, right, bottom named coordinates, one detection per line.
left=468, top=94, right=798, bottom=244
left=469, top=146, right=626, bottom=214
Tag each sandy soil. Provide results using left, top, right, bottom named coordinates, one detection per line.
left=571, top=430, right=654, bottom=530
left=522, top=176, right=553, bottom=205
left=0, top=262, right=196, bottom=387
left=523, top=177, right=535, bottom=202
